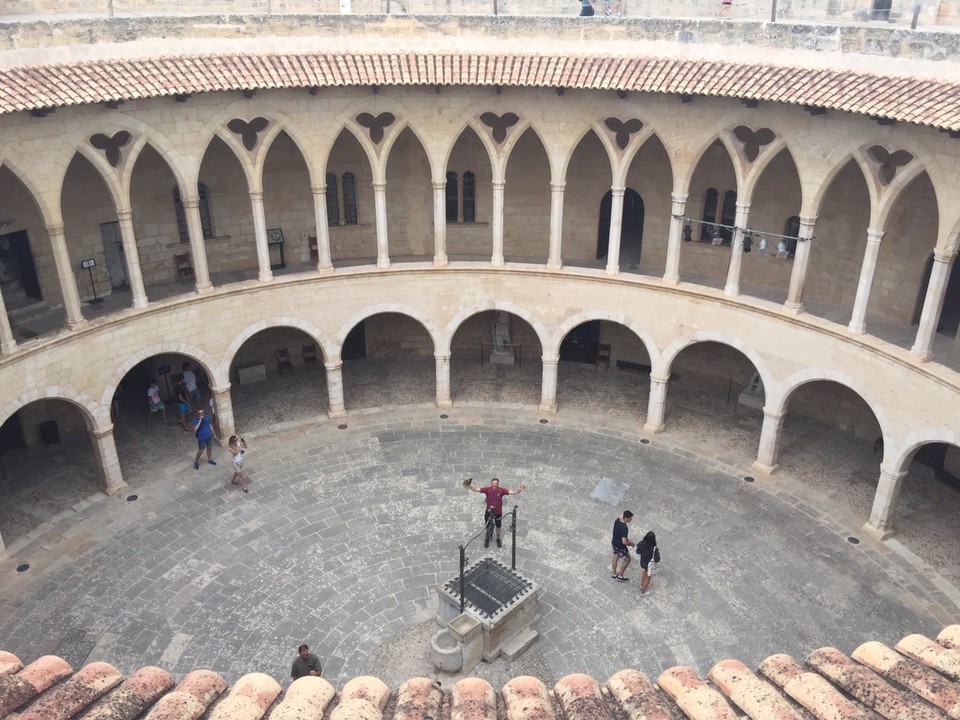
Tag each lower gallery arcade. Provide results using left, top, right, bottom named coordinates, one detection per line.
left=1, top=81, right=959, bottom=572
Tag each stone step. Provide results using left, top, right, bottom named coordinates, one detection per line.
left=501, top=627, right=538, bottom=661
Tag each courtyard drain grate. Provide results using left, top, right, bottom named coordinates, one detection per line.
left=16, top=564, right=29, bottom=573
left=337, top=424, right=348, bottom=430
left=847, top=536, right=861, bottom=545
left=640, top=438, right=650, bottom=445
left=539, top=419, right=548, bottom=424
left=440, top=414, right=449, bottom=419
left=126, top=495, right=138, bottom=501
left=743, top=476, right=755, bottom=483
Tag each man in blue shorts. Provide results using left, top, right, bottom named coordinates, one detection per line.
left=611, top=510, right=634, bottom=582
left=192, top=408, right=218, bottom=470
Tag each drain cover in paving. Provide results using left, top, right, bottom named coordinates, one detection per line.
left=591, top=476, right=629, bottom=506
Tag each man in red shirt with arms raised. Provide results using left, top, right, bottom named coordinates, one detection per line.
left=465, top=477, right=526, bottom=548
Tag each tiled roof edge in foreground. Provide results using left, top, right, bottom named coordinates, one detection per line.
left=2, top=625, right=960, bottom=720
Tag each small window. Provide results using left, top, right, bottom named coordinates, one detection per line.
left=325, top=173, right=340, bottom=227
left=342, top=173, right=358, bottom=225
left=700, top=188, right=718, bottom=242
left=173, top=183, right=214, bottom=243
left=445, top=171, right=458, bottom=223
left=463, top=171, right=476, bottom=224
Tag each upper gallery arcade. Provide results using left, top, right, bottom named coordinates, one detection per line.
left=1, top=13, right=960, bottom=552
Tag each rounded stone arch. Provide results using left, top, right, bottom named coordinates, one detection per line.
left=0, top=150, right=59, bottom=228
left=101, top=343, right=222, bottom=411
left=443, top=301, right=549, bottom=357
left=808, top=150, right=875, bottom=222
left=891, top=427, right=960, bottom=475
left=659, top=331, right=774, bottom=392
left=550, top=310, right=661, bottom=365
left=337, top=303, right=442, bottom=357
left=223, top=317, right=336, bottom=371
left=441, top=117, right=499, bottom=179
left=3, top=387, right=102, bottom=432
left=774, top=367, right=892, bottom=446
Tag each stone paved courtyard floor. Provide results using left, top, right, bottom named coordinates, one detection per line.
left=1, top=359, right=959, bottom=689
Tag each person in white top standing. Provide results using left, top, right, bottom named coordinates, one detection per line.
left=182, top=361, right=200, bottom=404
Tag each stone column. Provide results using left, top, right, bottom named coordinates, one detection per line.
left=662, top=193, right=687, bottom=285
left=183, top=198, right=213, bottom=292
left=45, top=223, right=85, bottom=328
left=0, top=290, right=16, bottom=355
left=435, top=353, right=452, bottom=408
left=538, top=356, right=559, bottom=413
left=374, top=181, right=390, bottom=268
left=605, top=187, right=626, bottom=276
left=249, top=191, right=273, bottom=282
left=723, top=203, right=750, bottom=297
left=92, top=426, right=127, bottom=496
left=784, top=215, right=816, bottom=311
left=116, top=208, right=148, bottom=309
left=848, top=229, right=884, bottom=335
left=547, top=182, right=565, bottom=270
left=866, top=463, right=907, bottom=536
left=911, top=249, right=955, bottom=360
left=210, top=385, right=235, bottom=440
left=491, top=180, right=506, bottom=267
left=433, top=180, right=448, bottom=267
left=311, top=184, right=333, bottom=273
left=643, top=373, right=669, bottom=433
left=752, top=408, right=784, bottom=474
left=325, top=361, right=347, bottom=417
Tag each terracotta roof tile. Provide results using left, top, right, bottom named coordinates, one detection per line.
left=1, top=50, right=960, bottom=128
left=3, top=626, right=960, bottom=720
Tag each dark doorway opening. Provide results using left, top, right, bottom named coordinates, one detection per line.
left=0, top=412, right=26, bottom=455
left=559, top=320, right=601, bottom=364
left=0, top=230, right=42, bottom=300
left=596, top=189, right=644, bottom=265
left=343, top=322, right=367, bottom=361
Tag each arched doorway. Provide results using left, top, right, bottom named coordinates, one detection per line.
left=596, top=189, right=644, bottom=265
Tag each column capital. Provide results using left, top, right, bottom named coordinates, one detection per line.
left=649, top=373, right=670, bottom=385
left=735, top=201, right=751, bottom=213
left=45, top=223, right=65, bottom=236
left=434, top=353, right=451, bottom=362
left=550, top=182, right=566, bottom=192
left=324, top=361, right=343, bottom=372
left=373, top=181, right=387, bottom=191
left=181, top=197, right=200, bottom=210
left=432, top=180, right=447, bottom=191
left=866, top=228, right=885, bottom=244
left=798, top=215, right=817, bottom=232
left=249, top=190, right=264, bottom=203
left=878, top=463, right=907, bottom=482
left=491, top=180, right=506, bottom=190
left=671, top=192, right=688, bottom=204
left=92, top=425, right=115, bottom=440
left=762, top=407, right=784, bottom=422
left=210, top=384, right=233, bottom=394
left=311, top=184, right=327, bottom=195
left=933, top=248, right=956, bottom=263
left=610, top=186, right=626, bottom=197
left=540, top=356, right=559, bottom=367
left=116, top=208, right=133, bottom=222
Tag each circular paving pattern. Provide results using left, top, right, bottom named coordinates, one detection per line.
left=0, top=406, right=950, bottom=689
